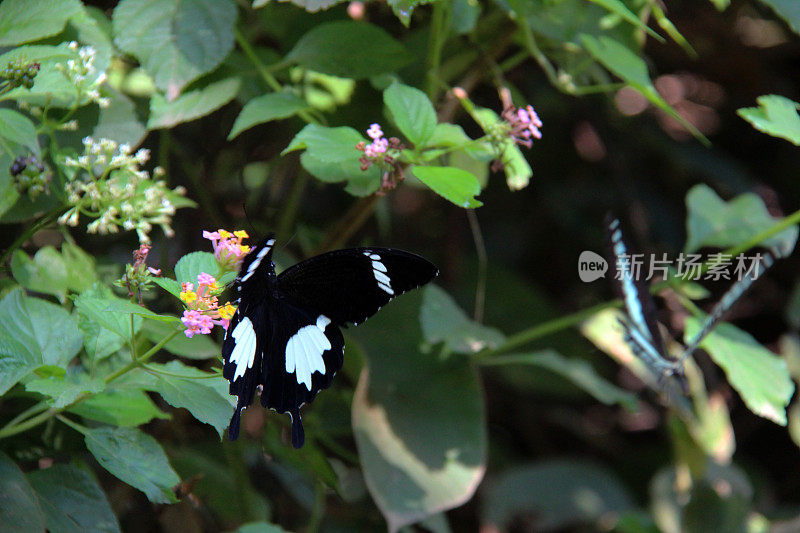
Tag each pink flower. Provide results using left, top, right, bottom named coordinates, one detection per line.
left=197, top=272, right=216, bottom=287
left=364, top=138, right=389, bottom=157
left=367, top=123, right=383, bottom=139
left=181, top=309, right=214, bottom=337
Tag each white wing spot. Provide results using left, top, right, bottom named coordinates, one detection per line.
left=285, top=315, right=332, bottom=391
left=363, top=251, right=394, bottom=295
left=242, top=244, right=273, bottom=282
left=229, top=317, right=257, bottom=381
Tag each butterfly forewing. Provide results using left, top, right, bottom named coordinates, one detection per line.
left=276, top=248, right=438, bottom=325
left=221, top=237, right=437, bottom=448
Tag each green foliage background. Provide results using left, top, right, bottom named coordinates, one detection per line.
left=2, top=0, right=800, bottom=531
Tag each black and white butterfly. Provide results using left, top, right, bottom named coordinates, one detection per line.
left=222, top=236, right=438, bottom=448
left=606, top=215, right=776, bottom=386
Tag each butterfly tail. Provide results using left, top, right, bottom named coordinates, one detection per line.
left=290, top=408, right=305, bottom=448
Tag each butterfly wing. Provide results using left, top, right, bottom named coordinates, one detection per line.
left=605, top=216, right=676, bottom=376
left=276, top=248, right=438, bottom=326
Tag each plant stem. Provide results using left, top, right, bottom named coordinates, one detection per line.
left=0, top=205, right=68, bottom=265
left=104, top=329, right=180, bottom=384
left=56, top=414, right=88, bottom=435
left=0, top=408, right=58, bottom=439
left=314, top=195, right=380, bottom=254
left=467, top=210, right=487, bottom=323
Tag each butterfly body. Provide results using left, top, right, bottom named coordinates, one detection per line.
left=222, top=236, right=437, bottom=447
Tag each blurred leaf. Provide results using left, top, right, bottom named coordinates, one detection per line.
left=420, top=284, right=504, bottom=353
left=236, top=521, right=289, bottom=533
left=286, top=21, right=409, bottom=79
left=62, top=242, right=97, bottom=293
left=142, top=320, right=219, bottom=359
left=690, top=391, right=735, bottom=463
left=148, top=78, right=241, bottom=129
left=580, top=34, right=708, bottom=145
left=479, top=350, right=638, bottom=409
left=451, top=0, right=480, bottom=34
left=174, top=251, right=219, bottom=285
left=384, top=83, right=437, bottom=146
left=758, top=0, right=800, bottom=36
left=587, top=0, right=662, bottom=40
left=26, top=372, right=105, bottom=408
left=0, top=109, right=39, bottom=154
left=481, top=459, right=634, bottom=531
left=0, top=452, right=45, bottom=533
left=388, top=0, right=432, bottom=26
left=789, top=402, right=800, bottom=450
left=684, top=184, right=798, bottom=255
left=67, top=388, right=169, bottom=426
left=11, top=247, right=69, bottom=300
left=0, top=289, right=82, bottom=391
left=91, top=88, right=147, bottom=147
left=112, top=0, right=237, bottom=93
left=123, top=361, right=234, bottom=436
left=685, top=318, right=794, bottom=425
left=228, top=92, right=309, bottom=140
left=413, top=166, right=483, bottom=208
left=74, top=284, right=143, bottom=339
left=283, top=124, right=380, bottom=196
left=0, top=0, right=82, bottom=46
left=84, top=426, right=180, bottom=504
left=737, top=94, right=800, bottom=145
left=28, top=464, right=120, bottom=533
left=351, top=292, right=486, bottom=532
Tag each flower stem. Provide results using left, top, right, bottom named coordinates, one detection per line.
left=0, top=205, right=69, bottom=265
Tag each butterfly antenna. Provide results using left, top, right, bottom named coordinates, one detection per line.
left=241, top=202, right=258, bottom=239
left=677, top=250, right=776, bottom=365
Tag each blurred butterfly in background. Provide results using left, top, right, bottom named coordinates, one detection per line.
left=222, top=235, right=438, bottom=448
left=605, top=215, right=776, bottom=387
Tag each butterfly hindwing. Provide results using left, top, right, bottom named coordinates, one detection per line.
left=276, top=248, right=438, bottom=325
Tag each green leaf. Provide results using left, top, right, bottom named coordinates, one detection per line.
left=0, top=0, right=82, bottom=46
left=420, top=285, right=505, bottom=353
left=28, top=464, right=121, bottom=533
left=26, top=372, right=105, bottom=408
left=125, top=361, right=234, bottom=437
left=387, top=0, right=432, bottom=26
left=228, top=92, right=310, bottom=140
left=112, top=0, right=238, bottom=93
left=148, top=78, right=241, bottom=129
left=236, top=522, right=290, bottom=533
left=0, top=288, right=82, bottom=368
left=74, top=285, right=142, bottom=339
left=413, top=166, right=483, bottom=208
left=351, top=292, right=486, bottom=532
left=580, top=34, right=709, bottom=145
left=737, top=94, right=800, bottom=145
left=84, top=426, right=180, bottom=504
left=142, top=320, right=219, bottom=359
left=62, top=242, right=97, bottom=293
left=759, top=0, right=800, bottom=36
left=68, top=388, right=169, bottom=426
left=469, top=107, right=532, bottom=190
left=286, top=21, right=409, bottom=79
left=481, top=460, right=633, bottom=531
left=92, top=88, right=147, bottom=147
left=685, top=319, right=794, bottom=425
left=0, top=109, right=39, bottom=154
left=384, top=83, right=437, bottom=145
left=11, top=247, right=69, bottom=300
left=684, top=184, right=798, bottom=255
left=478, top=350, right=638, bottom=410
left=587, top=0, right=663, bottom=41
left=151, top=276, right=182, bottom=298
left=283, top=124, right=381, bottom=196
left=174, top=251, right=219, bottom=285
left=0, top=452, right=45, bottom=533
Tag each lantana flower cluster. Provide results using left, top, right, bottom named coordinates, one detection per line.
left=500, top=104, right=543, bottom=149
left=115, top=243, right=162, bottom=304
left=356, top=123, right=406, bottom=194
left=56, top=41, right=110, bottom=108
left=58, top=136, right=188, bottom=243
left=180, top=273, right=236, bottom=338
left=203, top=229, right=251, bottom=271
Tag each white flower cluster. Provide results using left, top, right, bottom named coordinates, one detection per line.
left=59, top=137, right=188, bottom=243
left=56, top=42, right=110, bottom=108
